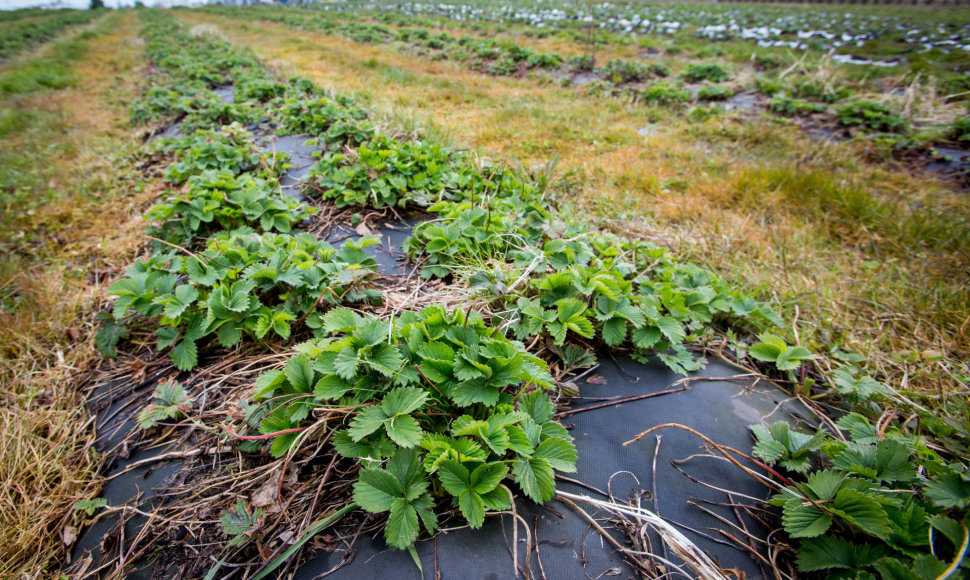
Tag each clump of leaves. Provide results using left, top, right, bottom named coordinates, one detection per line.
left=403, top=199, right=548, bottom=278
left=601, top=59, right=651, bottom=84
left=646, top=62, right=671, bottom=78
left=276, top=95, right=368, bottom=136
left=306, top=134, right=455, bottom=209
left=681, top=63, right=730, bottom=83
left=73, top=498, right=108, bottom=517
left=835, top=100, right=907, bottom=133
left=754, top=418, right=970, bottom=577
left=220, top=499, right=263, bottom=547
left=789, top=78, right=851, bottom=103
left=137, top=381, right=192, bottom=429
left=754, top=76, right=785, bottom=96
left=827, top=367, right=891, bottom=402
left=567, top=54, right=595, bottom=73
left=748, top=334, right=815, bottom=371
left=162, top=128, right=265, bottom=185
left=696, top=85, right=733, bottom=102
left=949, top=117, right=970, bottom=143
left=130, top=83, right=217, bottom=125
left=488, top=55, right=518, bottom=76
left=524, top=52, right=561, bottom=69
left=751, top=421, right=825, bottom=473
left=634, top=82, right=690, bottom=106
left=99, top=231, right=380, bottom=370
left=146, top=170, right=315, bottom=247
left=234, top=74, right=286, bottom=103
left=243, top=306, right=576, bottom=550
left=507, top=234, right=780, bottom=374
left=768, top=95, right=826, bottom=117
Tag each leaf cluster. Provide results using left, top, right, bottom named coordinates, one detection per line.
left=146, top=170, right=314, bottom=247
left=836, top=100, right=908, bottom=133
left=306, top=134, right=455, bottom=208
left=244, top=306, right=575, bottom=549
left=100, top=231, right=379, bottom=370
left=404, top=199, right=550, bottom=278
left=754, top=418, right=969, bottom=577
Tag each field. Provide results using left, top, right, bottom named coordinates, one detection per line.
left=0, top=2, right=968, bottom=578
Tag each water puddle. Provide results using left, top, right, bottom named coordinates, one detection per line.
left=724, top=92, right=759, bottom=112
left=926, top=146, right=970, bottom=185
left=213, top=84, right=235, bottom=103
left=571, top=72, right=599, bottom=87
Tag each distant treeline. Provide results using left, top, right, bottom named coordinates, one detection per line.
left=714, top=0, right=970, bottom=5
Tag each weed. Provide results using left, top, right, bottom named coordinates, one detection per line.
left=680, top=63, right=730, bottom=83
left=634, top=81, right=690, bottom=106
left=836, top=100, right=908, bottom=133
left=600, top=59, right=650, bottom=84
left=768, top=95, right=826, bottom=117
left=950, top=117, right=970, bottom=142
left=695, top=85, right=733, bottom=102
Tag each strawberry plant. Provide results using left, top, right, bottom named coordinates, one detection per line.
left=681, top=63, right=730, bottom=83
left=99, top=231, right=380, bottom=370
left=827, top=367, right=891, bottom=402
left=567, top=54, right=596, bottom=73
left=146, top=170, right=315, bottom=247
left=768, top=95, right=826, bottom=117
left=748, top=334, right=815, bottom=371
left=501, top=240, right=780, bottom=374
left=488, top=56, right=518, bottom=76
left=276, top=95, right=368, bottom=136
left=178, top=100, right=265, bottom=135
left=696, top=85, right=733, bottom=101
left=321, top=119, right=376, bottom=148
left=403, top=199, right=549, bottom=278
left=130, top=84, right=216, bottom=125
left=243, top=306, right=575, bottom=550
left=634, top=82, right=690, bottom=106
left=836, top=100, right=908, bottom=133
left=306, top=134, right=455, bottom=208
left=950, top=117, right=970, bottom=143
left=646, top=62, right=672, bottom=78
left=233, top=74, right=286, bottom=103
left=753, top=417, right=969, bottom=577
left=137, top=381, right=192, bottom=429
left=524, top=52, right=562, bottom=69
left=162, top=128, right=267, bottom=185
left=601, top=59, right=652, bottom=84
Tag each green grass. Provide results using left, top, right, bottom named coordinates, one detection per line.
left=0, top=14, right=121, bottom=243
left=0, top=26, right=107, bottom=95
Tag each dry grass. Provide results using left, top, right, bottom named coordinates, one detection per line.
left=180, top=11, right=970, bottom=398
left=0, top=11, right=154, bottom=577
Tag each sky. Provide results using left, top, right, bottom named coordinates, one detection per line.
left=1, top=0, right=210, bottom=8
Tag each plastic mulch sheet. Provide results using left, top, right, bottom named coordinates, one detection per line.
left=295, top=356, right=807, bottom=579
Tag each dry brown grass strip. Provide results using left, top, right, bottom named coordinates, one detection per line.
left=0, top=10, right=155, bottom=577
